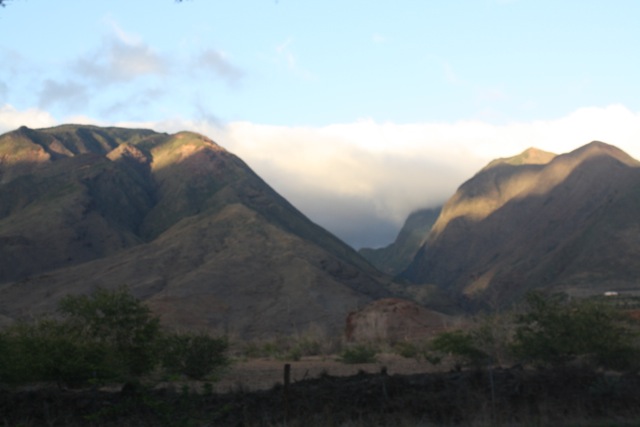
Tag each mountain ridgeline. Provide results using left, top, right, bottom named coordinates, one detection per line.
left=0, top=125, right=390, bottom=338
left=2, top=125, right=639, bottom=336
left=393, top=142, right=640, bottom=308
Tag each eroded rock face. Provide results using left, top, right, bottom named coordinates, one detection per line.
left=345, top=298, right=455, bottom=343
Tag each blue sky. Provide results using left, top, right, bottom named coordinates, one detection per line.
left=1, top=0, right=640, bottom=248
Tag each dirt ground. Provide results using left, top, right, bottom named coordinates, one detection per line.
left=213, top=353, right=440, bottom=393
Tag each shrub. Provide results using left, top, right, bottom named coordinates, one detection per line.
left=395, top=341, right=421, bottom=359
left=160, top=332, right=229, bottom=380
left=58, top=286, right=162, bottom=378
left=0, top=319, right=111, bottom=387
left=394, top=340, right=434, bottom=362
left=429, top=330, right=488, bottom=369
left=339, top=344, right=378, bottom=364
left=512, top=292, right=640, bottom=371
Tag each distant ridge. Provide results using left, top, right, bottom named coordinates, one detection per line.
left=359, top=207, right=441, bottom=276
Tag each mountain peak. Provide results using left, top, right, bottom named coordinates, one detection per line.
left=568, top=140, right=639, bottom=166
left=483, top=147, right=556, bottom=171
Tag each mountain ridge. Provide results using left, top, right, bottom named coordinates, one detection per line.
left=0, top=124, right=391, bottom=337
left=401, top=141, right=640, bottom=307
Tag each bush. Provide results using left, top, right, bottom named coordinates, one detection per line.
left=394, top=340, right=434, bottom=362
left=0, top=287, right=232, bottom=387
left=512, top=292, right=640, bottom=370
left=160, top=332, right=229, bottom=380
left=339, top=344, right=378, bottom=364
left=58, top=286, right=162, bottom=378
left=0, top=319, right=111, bottom=387
left=429, top=330, right=488, bottom=369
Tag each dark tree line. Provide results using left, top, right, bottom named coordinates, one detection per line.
left=0, top=287, right=228, bottom=387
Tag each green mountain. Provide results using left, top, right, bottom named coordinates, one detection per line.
left=0, top=125, right=391, bottom=337
left=401, top=142, right=640, bottom=308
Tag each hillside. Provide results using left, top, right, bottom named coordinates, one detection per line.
left=359, top=207, right=441, bottom=275
left=401, top=142, right=640, bottom=307
left=0, top=125, right=392, bottom=338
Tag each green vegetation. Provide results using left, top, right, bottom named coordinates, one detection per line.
left=2, top=290, right=640, bottom=426
left=58, top=286, right=162, bottom=378
left=511, top=292, right=640, bottom=370
left=160, top=332, right=229, bottom=380
left=429, top=329, right=488, bottom=369
left=410, top=291, right=640, bottom=372
left=339, top=343, right=378, bottom=364
left=237, top=330, right=336, bottom=361
left=0, top=287, right=229, bottom=388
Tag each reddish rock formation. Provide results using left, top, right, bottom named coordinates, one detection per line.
left=345, top=298, right=456, bottom=343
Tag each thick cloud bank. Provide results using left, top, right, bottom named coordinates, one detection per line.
left=191, top=105, right=640, bottom=248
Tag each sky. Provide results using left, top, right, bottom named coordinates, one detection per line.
left=1, top=0, right=640, bottom=248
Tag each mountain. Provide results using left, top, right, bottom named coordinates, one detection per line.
left=0, top=125, right=392, bottom=338
left=401, top=142, right=640, bottom=307
left=359, top=207, right=441, bottom=276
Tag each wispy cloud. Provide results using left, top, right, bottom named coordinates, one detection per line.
left=99, top=87, right=166, bottom=120
left=442, top=60, right=462, bottom=85
left=38, top=80, right=89, bottom=109
left=0, top=81, right=7, bottom=102
left=276, top=37, right=297, bottom=69
left=193, top=49, right=244, bottom=87
left=273, top=37, right=315, bottom=80
left=73, top=28, right=167, bottom=85
left=7, top=20, right=247, bottom=122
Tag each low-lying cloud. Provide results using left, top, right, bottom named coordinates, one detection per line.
left=180, top=105, right=640, bottom=248
left=1, top=104, right=639, bottom=249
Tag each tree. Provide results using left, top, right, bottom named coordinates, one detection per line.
left=1, top=287, right=231, bottom=387
left=160, top=332, right=229, bottom=380
left=0, top=318, right=110, bottom=387
left=429, top=330, right=488, bottom=370
left=58, top=286, right=162, bottom=378
left=511, top=292, right=640, bottom=370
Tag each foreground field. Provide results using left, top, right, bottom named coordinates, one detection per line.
left=213, top=353, right=436, bottom=393
left=3, top=363, right=640, bottom=427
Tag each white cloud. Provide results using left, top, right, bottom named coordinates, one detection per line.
left=0, top=104, right=57, bottom=134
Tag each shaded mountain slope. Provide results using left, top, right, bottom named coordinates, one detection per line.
left=402, top=142, right=640, bottom=307
left=0, top=125, right=390, bottom=338
left=359, top=207, right=441, bottom=275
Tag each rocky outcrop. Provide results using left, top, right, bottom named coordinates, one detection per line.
left=345, top=298, right=455, bottom=343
